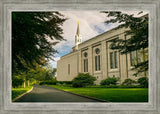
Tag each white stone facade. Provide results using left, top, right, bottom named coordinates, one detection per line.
left=57, top=23, right=148, bottom=84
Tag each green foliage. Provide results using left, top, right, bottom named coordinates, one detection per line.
left=27, top=66, right=55, bottom=81
left=44, top=67, right=57, bottom=80
left=44, top=71, right=53, bottom=80
left=100, top=77, right=119, bottom=85
left=39, top=80, right=57, bottom=85
left=12, top=65, right=56, bottom=87
left=137, top=77, right=148, bottom=88
left=58, top=81, right=73, bottom=85
left=102, top=11, right=148, bottom=75
left=51, top=68, right=57, bottom=78
left=12, top=75, right=25, bottom=88
left=12, top=12, right=66, bottom=74
left=122, top=78, right=136, bottom=86
left=86, top=85, right=141, bottom=88
left=72, top=73, right=96, bottom=87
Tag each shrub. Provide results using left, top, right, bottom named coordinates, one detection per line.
left=39, top=80, right=57, bottom=85
left=86, top=85, right=141, bottom=88
left=137, top=77, right=148, bottom=88
left=100, top=77, right=119, bottom=85
left=72, top=73, right=96, bottom=87
left=122, top=78, right=136, bottom=86
left=58, top=81, right=73, bottom=85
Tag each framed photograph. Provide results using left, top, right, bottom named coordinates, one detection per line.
left=0, top=0, right=160, bottom=114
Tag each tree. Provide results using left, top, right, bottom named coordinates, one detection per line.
left=12, top=12, right=66, bottom=74
left=51, top=68, right=57, bottom=78
left=137, top=77, right=148, bottom=88
left=12, top=74, right=25, bottom=88
left=102, top=11, right=148, bottom=75
left=42, top=66, right=57, bottom=80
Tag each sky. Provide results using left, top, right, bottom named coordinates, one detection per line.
left=49, top=11, right=148, bottom=68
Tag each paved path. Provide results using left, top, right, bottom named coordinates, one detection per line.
left=15, top=85, right=100, bottom=102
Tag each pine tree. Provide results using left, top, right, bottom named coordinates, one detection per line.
left=102, top=11, right=148, bottom=75
left=12, top=12, right=66, bottom=74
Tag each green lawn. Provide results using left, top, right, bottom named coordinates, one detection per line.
left=48, top=85, right=148, bottom=102
left=12, top=86, right=33, bottom=100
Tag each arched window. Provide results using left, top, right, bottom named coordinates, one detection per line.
left=110, top=51, right=118, bottom=69
left=84, top=52, right=88, bottom=57
left=130, top=50, right=143, bottom=66
left=95, top=48, right=101, bottom=71
left=130, top=51, right=136, bottom=66
left=95, top=48, right=100, bottom=54
left=68, top=64, right=70, bottom=74
left=84, top=52, right=88, bottom=72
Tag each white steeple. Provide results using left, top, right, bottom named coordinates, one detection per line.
left=75, top=21, right=82, bottom=50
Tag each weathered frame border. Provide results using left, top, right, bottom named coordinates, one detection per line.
left=0, top=0, right=159, bottom=114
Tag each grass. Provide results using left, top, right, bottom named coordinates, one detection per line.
left=12, top=86, right=32, bottom=100
left=47, top=85, right=148, bottom=102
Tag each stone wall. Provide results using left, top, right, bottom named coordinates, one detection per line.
left=57, top=51, right=79, bottom=81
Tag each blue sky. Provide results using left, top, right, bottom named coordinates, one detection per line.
left=49, top=11, right=148, bottom=68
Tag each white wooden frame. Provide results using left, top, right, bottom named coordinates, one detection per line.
left=0, top=0, right=159, bottom=114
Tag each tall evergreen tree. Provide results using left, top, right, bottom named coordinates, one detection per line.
left=102, top=11, right=148, bottom=75
left=12, top=12, right=66, bottom=74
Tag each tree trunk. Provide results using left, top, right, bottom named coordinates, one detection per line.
left=23, top=81, right=26, bottom=88
left=28, top=80, right=30, bottom=86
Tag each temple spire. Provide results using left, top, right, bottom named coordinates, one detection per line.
left=76, top=21, right=80, bottom=36
left=75, top=21, right=82, bottom=51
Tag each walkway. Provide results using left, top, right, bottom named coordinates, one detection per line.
left=15, top=85, right=100, bottom=102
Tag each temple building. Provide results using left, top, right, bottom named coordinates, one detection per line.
left=57, top=21, right=148, bottom=84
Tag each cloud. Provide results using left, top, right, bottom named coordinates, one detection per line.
left=50, top=11, right=148, bottom=68
left=53, top=11, right=119, bottom=57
